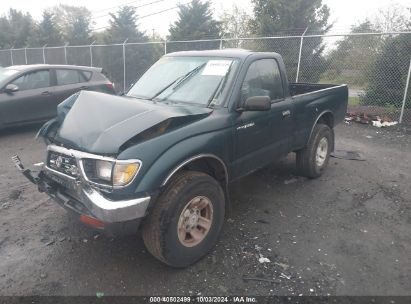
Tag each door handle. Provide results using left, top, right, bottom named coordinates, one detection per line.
left=41, top=91, right=51, bottom=96
left=282, top=110, right=291, bottom=117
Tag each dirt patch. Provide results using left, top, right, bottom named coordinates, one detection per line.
left=0, top=123, right=410, bottom=296
left=348, top=105, right=411, bottom=125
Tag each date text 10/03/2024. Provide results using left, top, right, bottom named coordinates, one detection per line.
left=149, top=296, right=257, bottom=303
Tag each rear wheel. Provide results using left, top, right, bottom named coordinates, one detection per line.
left=142, top=171, right=225, bottom=267
left=296, top=124, right=333, bottom=178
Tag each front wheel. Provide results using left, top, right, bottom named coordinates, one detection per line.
left=296, top=123, right=334, bottom=178
left=142, top=171, right=225, bottom=267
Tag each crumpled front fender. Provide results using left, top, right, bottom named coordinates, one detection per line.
left=36, top=92, right=80, bottom=142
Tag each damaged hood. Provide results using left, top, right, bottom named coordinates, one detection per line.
left=55, top=90, right=212, bottom=154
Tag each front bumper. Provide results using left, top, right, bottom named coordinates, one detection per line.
left=44, top=172, right=151, bottom=223
left=12, top=155, right=151, bottom=224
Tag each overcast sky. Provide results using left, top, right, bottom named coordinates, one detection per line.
left=0, top=0, right=409, bottom=38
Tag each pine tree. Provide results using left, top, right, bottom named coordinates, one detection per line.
left=249, top=0, right=331, bottom=82
left=35, top=11, right=63, bottom=47
left=250, top=0, right=330, bottom=36
left=169, top=0, right=221, bottom=41
left=105, top=6, right=147, bottom=43
left=66, top=13, right=92, bottom=45
left=101, top=6, right=162, bottom=92
left=0, top=9, right=36, bottom=48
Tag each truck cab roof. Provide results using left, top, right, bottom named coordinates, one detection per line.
left=165, top=49, right=282, bottom=60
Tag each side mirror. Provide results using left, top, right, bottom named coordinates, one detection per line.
left=4, top=84, right=19, bottom=93
left=242, top=96, right=271, bottom=111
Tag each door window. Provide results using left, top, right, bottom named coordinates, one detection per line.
left=241, top=59, right=284, bottom=104
left=56, top=69, right=87, bottom=85
left=81, top=70, right=92, bottom=81
left=11, top=70, right=50, bottom=91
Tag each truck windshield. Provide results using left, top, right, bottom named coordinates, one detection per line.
left=127, top=56, right=239, bottom=106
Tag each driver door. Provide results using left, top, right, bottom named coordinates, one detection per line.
left=233, top=58, right=294, bottom=178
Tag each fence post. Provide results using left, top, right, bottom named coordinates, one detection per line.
left=164, top=40, right=167, bottom=55
left=10, top=48, right=13, bottom=66
left=42, top=44, right=47, bottom=64
left=89, top=41, right=96, bottom=67
left=219, top=37, right=223, bottom=50
left=64, top=43, right=68, bottom=64
left=295, top=27, right=308, bottom=82
left=399, top=59, right=411, bottom=124
left=123, top=39, right=128, bottom=93
left=24, top=48, right=27, bottom=64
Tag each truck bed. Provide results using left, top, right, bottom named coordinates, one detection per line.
left=289, top=83, right=341, bottom=96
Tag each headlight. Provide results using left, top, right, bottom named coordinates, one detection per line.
left=82, top=159, right=140, bottom=187
left=95, top=160, right=113, bottom=181
left=113, top=162, right=140, bottom=186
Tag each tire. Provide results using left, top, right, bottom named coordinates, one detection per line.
left=296, top=123, right=334, bottom=178
left=142, top=171, right=225, bottom=267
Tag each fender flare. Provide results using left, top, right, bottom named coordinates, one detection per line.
left=161, top=153, right=229, bottom=186
left=308, top=110, right=333, bottom=141
left=160, top=153, right=232, bottom=217
left=306, top=110, right=335, bottom=151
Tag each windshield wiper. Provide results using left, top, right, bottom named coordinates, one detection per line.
left=149, top=63, right=206, bottom=101
left=171, top=62, right=206, bottom=91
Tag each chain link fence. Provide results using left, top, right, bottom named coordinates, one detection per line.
left=1, top=32, right=410, bottom=124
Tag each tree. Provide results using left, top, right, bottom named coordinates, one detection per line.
left=32, top=11, right=63, bottom=47
left=322, top=21, right=381, bottom=87
left=47, top=5, right=92, bottom=45
left=372, top=4, right=410, bottom=32
left=104, top=6, right=147, bottom=44
left=98, top=6, right=162, bottom=91
left=169, top=0, right=221, bottom=41
left=219, top=4, right=251, bottom=47
left=249, top=0, right=331, bottom=82
left=0, top=16, right=12, bottom=49
left=250, top=0, right=330, bottom=36
left=362, top=12, right=411, bottom=109
left=0, top=9, right=36, bottom=48
left=66, top=13, right=92, bottom=45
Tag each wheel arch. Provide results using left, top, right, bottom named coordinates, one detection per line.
left=308, top=111, right=335, bottom=151
left=316, top=111, right=334, bottom=129
left=162, top=154, right=228, bottom=187
left=161, top=154, right=231, bottom=216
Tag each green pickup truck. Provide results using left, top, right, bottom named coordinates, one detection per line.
left=13, top=49, right=348, bottom=267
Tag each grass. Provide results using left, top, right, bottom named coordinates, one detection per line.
left=319, top=76, right=367, bottom=90
left=348, top=96, right=361, bottom=106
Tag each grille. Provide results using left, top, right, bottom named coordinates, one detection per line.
left=47, top=151, right=79, bottom=178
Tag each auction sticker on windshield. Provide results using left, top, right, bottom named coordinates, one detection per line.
left=202, top=60, right=232, bottom=76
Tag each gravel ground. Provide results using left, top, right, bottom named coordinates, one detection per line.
left=0, top=123, right=410, bottom=296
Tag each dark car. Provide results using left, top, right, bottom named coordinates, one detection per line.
left=14, top=50, right=348, bottom=267
left=0, top=64, right=115, bottom=129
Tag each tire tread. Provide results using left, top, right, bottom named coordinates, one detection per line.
left=142, top=171, right=215, bottom=266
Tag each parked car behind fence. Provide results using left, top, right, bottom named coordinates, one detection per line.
left=0, top=64, right=116, bottom=130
